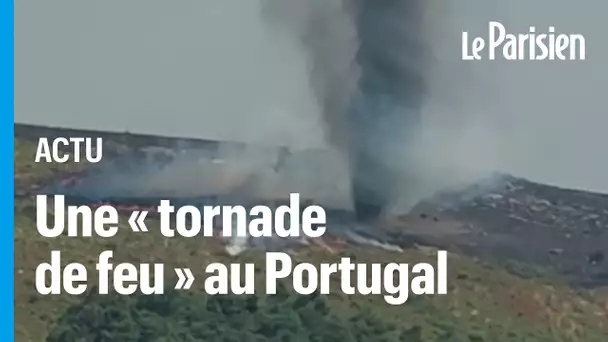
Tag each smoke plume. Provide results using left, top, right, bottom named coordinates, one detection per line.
left=402, top=1, right=608, bottom=205
left=16, top=0, right=608, bottom=213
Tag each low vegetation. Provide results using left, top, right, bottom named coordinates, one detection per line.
left=47, top=286, right=428, bottom=342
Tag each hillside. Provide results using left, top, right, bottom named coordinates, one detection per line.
left=14, top=131, right=608, bottom=342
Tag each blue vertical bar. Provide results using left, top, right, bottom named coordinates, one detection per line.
left=0, top=0, right=14, bottom=339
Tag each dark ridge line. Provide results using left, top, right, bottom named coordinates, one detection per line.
left=14, top=123, right=293, bottom=153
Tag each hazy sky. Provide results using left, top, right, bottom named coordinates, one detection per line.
left=416, top=1, right=608, bottom=193
left=15, top=0, right=330, bottom=148
left=15, top=1, right=608, bottom=193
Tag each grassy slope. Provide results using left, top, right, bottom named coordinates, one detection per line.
left=14, top=139, right=608, bottom=341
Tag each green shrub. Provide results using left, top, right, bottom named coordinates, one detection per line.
left=47, top=285, right=423, bottom=342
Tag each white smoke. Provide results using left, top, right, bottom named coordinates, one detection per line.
left=406, top=1, right=608, bottom=201
left=16, top=0, right=359, bottom=207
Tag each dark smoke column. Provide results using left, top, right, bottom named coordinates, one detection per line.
left=349, top=0, right=426, bottom=221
